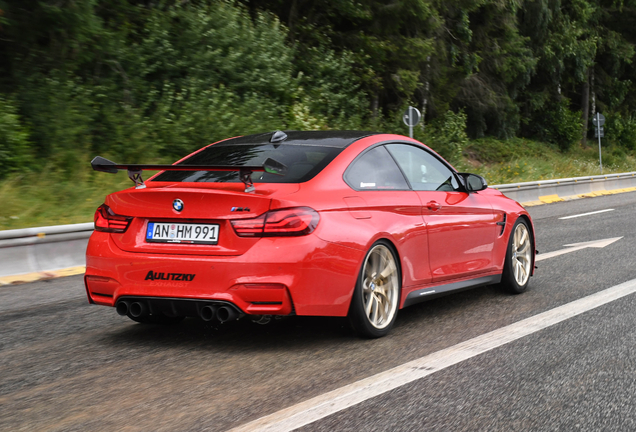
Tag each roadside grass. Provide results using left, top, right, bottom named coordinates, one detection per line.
left=0, top=166, right=133, bottom=230
left=461, top=138, right=636, bottom=184
left=1, top=139, right=635, bottom=230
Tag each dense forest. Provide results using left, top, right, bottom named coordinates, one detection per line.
left=1, top=0, right=636, bottom=179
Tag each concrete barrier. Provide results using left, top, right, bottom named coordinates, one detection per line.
left=2, top=171, right=636, bottom=282
left=0, top=223, right=93, bottom=279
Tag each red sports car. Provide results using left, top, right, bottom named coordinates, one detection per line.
left=85, top=131, right=535, bottom=337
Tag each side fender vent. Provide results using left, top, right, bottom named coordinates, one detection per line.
left=496, top=213, right=507, bottom=236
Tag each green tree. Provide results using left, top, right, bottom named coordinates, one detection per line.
left=0, top=96, right=32, bottom=177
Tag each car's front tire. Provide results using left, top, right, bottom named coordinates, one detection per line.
left=500, top=218, right=533, bottom=294
left=349, top=241, right=401, bottom=338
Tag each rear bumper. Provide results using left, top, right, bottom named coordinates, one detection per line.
left=85, top=231, right=362, bottom=316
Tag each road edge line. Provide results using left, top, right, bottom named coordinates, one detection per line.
left=0, top=266, right=86, bottom=286
left=521, top=186, right=636, bottom=207
left=229, top=278, right=636, bottom=432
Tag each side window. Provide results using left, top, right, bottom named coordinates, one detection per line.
left=345, top=146, right=409, bottom=190
left=386, top=143, right=459, bottom=191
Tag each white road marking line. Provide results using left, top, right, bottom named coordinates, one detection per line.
left=559, top=208, right=614, bottom=219
left=536, top=237, right=623, bottom=262
left=229, top=278, right=636, bottom=432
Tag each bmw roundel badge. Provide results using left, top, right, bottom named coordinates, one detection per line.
left=173, top=199, right=184, bottom=212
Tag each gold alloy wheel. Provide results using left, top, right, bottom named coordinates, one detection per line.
left=512, top=222, right=532, bottom=286
left=361, top=244, right=399, bottom=329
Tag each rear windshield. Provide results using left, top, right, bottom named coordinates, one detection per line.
left=153, top=143, right=343, bottom=183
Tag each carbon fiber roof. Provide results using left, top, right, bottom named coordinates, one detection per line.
left=217, top=130, right=379, bottom=148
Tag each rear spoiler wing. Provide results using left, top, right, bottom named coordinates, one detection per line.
left=91, top=156, right=287, bottom=192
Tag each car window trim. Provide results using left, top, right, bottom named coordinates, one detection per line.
left=344, top=140, right=461, bottom=192
left=387, top=141, right=465, bottom=192
left=343, top=142, right=412, bottom=192
left=385, top=142, right=462, bottom=192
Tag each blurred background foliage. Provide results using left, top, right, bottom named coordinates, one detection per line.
left=1, top=0, right=636, bottom=186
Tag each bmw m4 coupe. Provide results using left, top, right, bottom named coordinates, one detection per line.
left=85, top=130, right=535, bottom=337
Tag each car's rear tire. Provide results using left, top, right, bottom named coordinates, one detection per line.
left=349, top=241, right=401, bottom=338
left=500, top=218, right=532, bottom=294
left=128, top=313, right=185, bottom=325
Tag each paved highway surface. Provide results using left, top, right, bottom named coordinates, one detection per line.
left=2, top=193, right=636, bottom=431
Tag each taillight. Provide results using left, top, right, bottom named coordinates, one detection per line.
left=231, top=213, right=267, bottom=236
left=231, top=207, right=319, bottom=237
left=94, top=204, right=133, bottom=233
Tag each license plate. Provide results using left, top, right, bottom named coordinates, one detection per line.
left=146, top=222, right=219, bottom=244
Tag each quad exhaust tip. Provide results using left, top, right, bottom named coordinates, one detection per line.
left=216, top=306, right=239, bottom=323
left=116, top=301, right=129, bottom=316
left=199, top=304, right=240, bottom=323
left=117, top=298, right=242, bottom=323
left=200, top=305, right=218, bottom=322
left=129, top=301, right=148, bottom=318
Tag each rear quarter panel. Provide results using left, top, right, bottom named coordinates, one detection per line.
left=273, top=134, right=436, bottom=294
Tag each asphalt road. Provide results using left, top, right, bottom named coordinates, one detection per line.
left=2, top=193, right=636, bottom=431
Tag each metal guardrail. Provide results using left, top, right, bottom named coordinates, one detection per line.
left=1, top=171, right=636, bottom=279
left=491, top=171, right=636, bottom=204
left=492, top=171, right=636, bottom=191
left=0, top=222, right=94, bottom=248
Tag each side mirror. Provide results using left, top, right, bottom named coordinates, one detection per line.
left=458, top=173, right=488, bottom=192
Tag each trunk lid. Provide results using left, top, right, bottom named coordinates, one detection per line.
left=105, top=183, right=298, bottom=256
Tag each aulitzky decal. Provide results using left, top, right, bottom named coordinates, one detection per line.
left=145, top=271, right=196, bottom=281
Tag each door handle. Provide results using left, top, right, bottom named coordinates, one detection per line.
left=426, top=201, right=442, bottom=211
